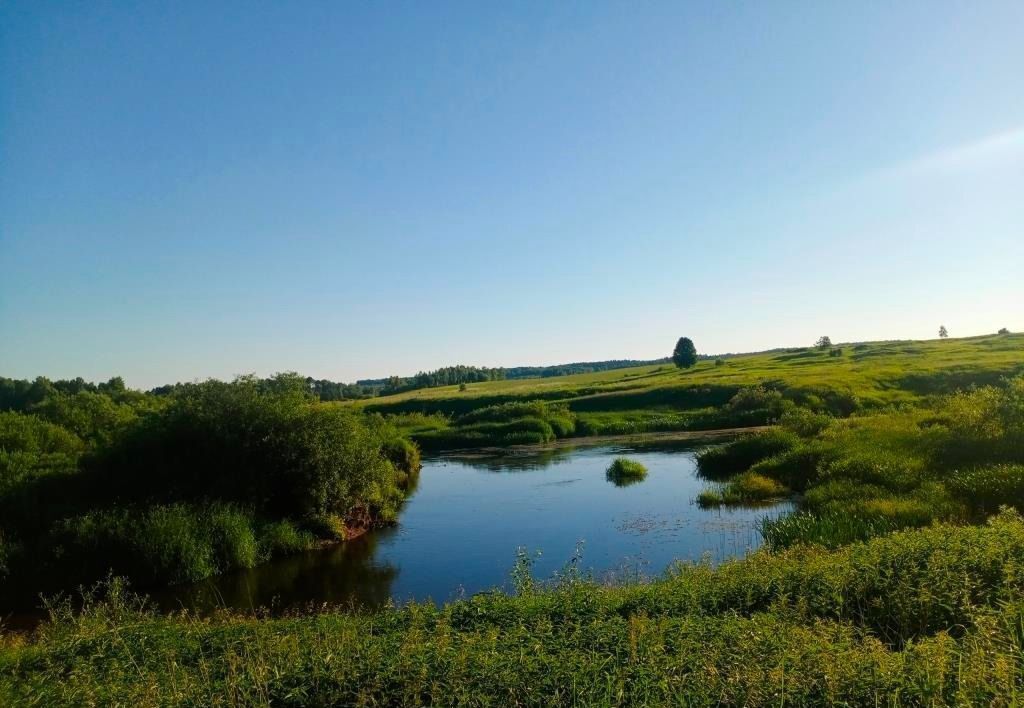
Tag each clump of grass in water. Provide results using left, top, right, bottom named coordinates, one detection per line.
left=606, top=457, right=648, bottom=486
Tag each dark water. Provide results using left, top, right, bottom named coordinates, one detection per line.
left=154, top=443, right=793, bottom=615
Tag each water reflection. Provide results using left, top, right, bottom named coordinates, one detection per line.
left=157, top=443, right=792, bottom=616
left=154, top=530, right=401, bottom=614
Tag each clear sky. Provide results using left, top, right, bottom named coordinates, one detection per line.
left=2, top=2, right=1022, bottom=389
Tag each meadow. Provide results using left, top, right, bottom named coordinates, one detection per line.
left=3, top=331, right=1024, bottom=704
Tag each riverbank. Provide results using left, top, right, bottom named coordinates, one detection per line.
left=6, top=512, right=1024, bottom=705
left=438, top=425, right=770, bottom=458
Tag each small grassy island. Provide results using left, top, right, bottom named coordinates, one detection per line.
left=605, top=457, right=649, bottom=485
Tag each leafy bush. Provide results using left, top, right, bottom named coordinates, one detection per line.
left=946, top=465, right=1024, bottom=513
left=605, top=458, right=648, bottom=485
left=697, top=472, right=787, bottom=507
left=258, top=520, right=314, bottom=557
left=696, top=430, right=799, bottom=480
left=779, top=408, right=833, bottom=437
left=95, top=378, right=404, bottom=522
left=748, top=444, right=831, bottom=491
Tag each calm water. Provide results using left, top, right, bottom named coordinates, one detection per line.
left=156, top=443, right=792, bottom=614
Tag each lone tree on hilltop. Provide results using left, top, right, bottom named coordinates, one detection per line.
left=672, top=337, right=698, bottom=369
left=939, top=325, right=948, bottom=339
left=815, top=336, right=832, bottom=349
left=998, top=327, right=1010, bottom=335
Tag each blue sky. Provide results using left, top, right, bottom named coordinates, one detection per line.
left=1, top=1, right=1022, bottom=388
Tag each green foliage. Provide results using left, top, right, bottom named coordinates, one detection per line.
left=258, top=519, right=314, bottom=557
left=9, top=514, right=1024, bottom=704
left=779, top=408, right=833, bottom=437
left=946, top=465, right=1024, bottom=514
left=605, top=457, right=648, bottom=485
left=48, top=503, right=260, bottom=586
left=0, top=375, right=420, bottom=600
left=760, top=511, right=898, bottom=550
left=97, top=377, right=403, bottom=521
left=697, top=472, right=787, bottom=507
left=31, top=391, right=139, bottom=448
left=414, top=402, right=576, bottom=450
left=672, top=336, right=698, bottom=368
left=696, top=429, right=799, bottom=480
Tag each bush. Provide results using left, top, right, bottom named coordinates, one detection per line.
left=94, top=378, right=404, bottom=523
left=381, top=437, right=421, bottom=476
left=748, top=444, right=831, bottom=491
left=779, top=408, right=833, bottom=437
left=258, top=520, right=314, bottom=557
left=697, top=472, right=787, bottom=507
left=38, top=503, right=312, bottom=589
left=606, top=458, right=648, bottom=485
left=696, top=430, right=799, bottom=480
left=946, top=465, right=1024, bottom=513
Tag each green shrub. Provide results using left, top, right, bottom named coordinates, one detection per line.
left=697, top=430, right=799, bottom=480
left=46, top=503, right=269, bottom=587
left=95, top=378, right=403, bottom=523
left=258, top=520, right=314, bottom=557
left=606, top=458, right=648, bottom=485
left=381, top=437, right=421, bottom=476
left=779, top=408, right=833, bottom=437
left=748, top=444, right=831, bottom=491
left=946, top=465, right=1024, bottom=513
left=698, top=472, right=788, bottom=507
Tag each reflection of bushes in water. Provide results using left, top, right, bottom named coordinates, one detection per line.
left=159, top=530, right=400, bottom=615
left=443, top=446, right=579, bottom=472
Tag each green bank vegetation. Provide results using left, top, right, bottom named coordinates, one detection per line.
left=364, top=332, right=1024, bottom=446
left=6, top=512, right=1024, bottom=704
left=0, top=374, right=420, bottom=604
left=696, top=372, right=1024, bottom=549
left=605, top=457, right=648, bottom=486
left=4, top=330, right=1024, bottom=703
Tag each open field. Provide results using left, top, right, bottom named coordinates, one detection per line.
left=361, top=333, right=1024, bottom=412
left=3, top=331, right=1024, bottom=705
left=360, top=333, right=1024, bottom=447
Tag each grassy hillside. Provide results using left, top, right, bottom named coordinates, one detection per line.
left=359, top=332, right=1024, bottom=446
left=364, top=333, right=1024, bottom=411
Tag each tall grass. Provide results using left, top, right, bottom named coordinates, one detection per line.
left=7, top=512, right=1024, bottom=705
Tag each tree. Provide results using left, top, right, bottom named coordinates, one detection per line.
left=998, top=328, right=1010, bottom=335
left=939, top=325, right=948, bottom=339
left=672, top=337, right=698, bottom=369
left=815, top=336, right=832, bottom=349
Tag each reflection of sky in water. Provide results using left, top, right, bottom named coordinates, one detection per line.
left=160, top=444, right=793, bottom=615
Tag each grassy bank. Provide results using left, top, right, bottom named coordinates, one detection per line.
left=5, top=512, right=1024, bottom=705
left=693, top=373, right=1024, bottom=548
left=367, top=332, right=1024, bottom=449
left=0, top=375, right=421, bottom=605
